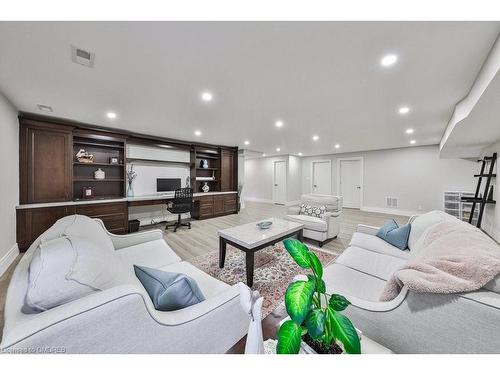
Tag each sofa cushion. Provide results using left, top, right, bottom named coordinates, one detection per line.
left=159, top=261, right=229, bottom=298
left=350, top=232, right=410, bottom=260
left=334, top=246, right=407, bottom=281
left=117, top=239, right=182, bottom=269
left=323, top=263, right=388, bottom=302
left=301, top=194, right=341, bottom=212
left=285, top=214, right=328, bottom=232
left=134, top=265, right=205, bottom=311
left=25, top=237, right=97, bottom=312
left=376, top=219, right=411, bottom=250
left=408, top=210, right=454, bottom=251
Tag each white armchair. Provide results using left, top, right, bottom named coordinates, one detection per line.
left=285, top=194, right=342, bottom=247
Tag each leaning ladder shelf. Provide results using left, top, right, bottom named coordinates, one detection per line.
left=462, top=153, right=497, bottom=228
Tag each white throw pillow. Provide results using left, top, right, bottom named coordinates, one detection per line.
left=63, top=215, right=115, bottom=253
left=407, top=211, right=453, bottom=251
left=299, top=204, right=327, bottom=218
left=66, top=235, right=130, bottom=290
left=25, top=237, right=96, bottom=312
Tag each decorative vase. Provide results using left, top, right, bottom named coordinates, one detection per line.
left=94, top=168, right=105, bottom=180
left=202, top=182, right=210, bottom=193
left=127, top=180, right=134, bottom=197
left=200, top=159, right=209, bottom=168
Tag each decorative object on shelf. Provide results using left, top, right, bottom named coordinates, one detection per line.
left=81, top=186, right=94, bottom=199
left=109, top=156, right=119, bottom=164
left=202, top=182, right=210, bottom=193
left=239, top=282, right=264, bottom=354
left=196, top=176, right=216, bottom=181
left=94, top=168, right=105, bottom=180
left=276, top=239, right=361, bottom=354
left=75, top=149, right=94, bottom=163
left=185, top=176, right=191, bottom=188
left=256, top=221, right=273, bottom=230
left=126, top=165, right=137, bottom=197
left=200, top=159, right=209, bottom=169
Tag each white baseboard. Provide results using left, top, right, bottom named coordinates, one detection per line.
left=0, top=243, right=19, bottom=277
left=361, top=206, right=420, bottom=217
left=285, top=200, right=300, bottom=207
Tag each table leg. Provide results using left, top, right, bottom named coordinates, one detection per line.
left=219, top=237, right=227, bottom=268
left=246, top=251, right=255, bottom=287
left=297, top=229, right=304, bottom=242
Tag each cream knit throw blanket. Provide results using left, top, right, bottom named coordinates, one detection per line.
left=380, top=220, right=500, bottom=301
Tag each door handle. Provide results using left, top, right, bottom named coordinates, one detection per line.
left=356, top=186, right=361, bottom=189
left=313, top=184, right=317, bottom=187
left=274, top=184, right=278, bottom=187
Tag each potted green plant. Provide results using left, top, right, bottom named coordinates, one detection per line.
left=277, top=239, right=361, bottom=354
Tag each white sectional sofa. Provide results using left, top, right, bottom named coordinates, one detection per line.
left=323, top=211, right=500, bottom=354
left=286, top=194, right=342, bottom=247
left=1, top=215, right=247, bottom=354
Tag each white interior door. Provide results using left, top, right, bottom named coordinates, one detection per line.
left=339, top=159, right=362, bottom=208
left=273, top=161, right=287, bottom=204
left=312, top=161, right=332, bottom=195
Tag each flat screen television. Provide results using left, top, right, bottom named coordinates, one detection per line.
left=157, top=178, right=181, bottom=192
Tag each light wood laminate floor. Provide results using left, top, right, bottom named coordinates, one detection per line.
left=0, top=201, right=408, bottom=338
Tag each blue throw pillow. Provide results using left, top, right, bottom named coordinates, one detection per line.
left=376, top=219, right=411, bottom=250
left=134, top=265, right=205, bottom=311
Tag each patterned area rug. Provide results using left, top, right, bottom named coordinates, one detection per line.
left=191, top=242, right=337, bottom=317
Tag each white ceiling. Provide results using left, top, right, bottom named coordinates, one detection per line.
left=0, top=22, right=499, bottom=156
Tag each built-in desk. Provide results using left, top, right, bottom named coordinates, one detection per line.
left=16, top=191, right=239, bottom=251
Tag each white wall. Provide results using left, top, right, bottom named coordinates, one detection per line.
left=245, top=145, right=477, bottom=215
left=0, top=92, right=19, bottom=276
left=480, top=141, right=500, bottom=242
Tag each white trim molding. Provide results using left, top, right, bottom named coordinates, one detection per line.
left=244, top=197, right=274, bottom=204
left=337, top=156, right=364, bottom=209
left=0, top=243, right=19, bottom=277
left=361, top=206, right=421, bottom=218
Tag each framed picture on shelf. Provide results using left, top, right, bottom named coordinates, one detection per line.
left=82, top=186, right=94, bottom=199
left=109, top=156, right=119, bottom=164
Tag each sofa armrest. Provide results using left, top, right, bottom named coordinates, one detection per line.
left=356, top=224, right=380, bottom=236
left=287, top=206, right=301, bottom=215
left=93, top=219, right=163, bottom=249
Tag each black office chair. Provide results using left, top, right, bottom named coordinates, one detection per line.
left=165, top=188, right=193, bottom=232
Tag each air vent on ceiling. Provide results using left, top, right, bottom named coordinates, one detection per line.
left=71, top=45, right=95, bottom=68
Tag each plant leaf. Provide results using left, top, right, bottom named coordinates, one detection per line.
left=317, top=279, right=326, bottom=294
left=277, top=320, right=302, bottom=354
left=329, top=309, right=361, bottom=354
left=283, top=239, right=311, bottom=268
left=305, top=309, right=326, bottom=340
left=307, top=251, right=323, bottom=279
left=329, top=294, right=351, bottom=311
left=285, top=280, right=315, bottom=325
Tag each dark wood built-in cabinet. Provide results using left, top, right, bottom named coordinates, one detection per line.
left=16, top=113, right=239, bottom=251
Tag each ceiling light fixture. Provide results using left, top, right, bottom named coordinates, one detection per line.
left=334, top=144, right=340, bottom=149
left=405, top=128, right=414, bottom=134
left=262, top=153, right=266, bottom=157
left=194, top=130, right=202, bottom=136
left=37, top=104, right=53, bottom=112
left=298, top=152, right=303, bottom=156
left=410, top=140, right=416, bottom=145
left=276, top=148, right=281, bottom=152
left=399, top=106, right=410, bottom=115
left=106, top=112, right=117, bottom=119
left=201, top=91, right=213, bottom=102
left=244, top=140, right=250, bottom=146
left=381, top=54, right=398, bottom=67
left=312, top=135, right=319, bottom=141
left=275, top=120, right=284, bottom=128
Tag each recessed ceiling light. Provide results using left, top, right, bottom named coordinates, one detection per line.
left=201, top=91, right=213, bottom=102
left=262, top=153, right=266, bottom=157
left=37, top=104, right=53, bottom=112
left=399, top=106, right=410, bottom=115
left=106, top=112, right=117, bottom=119
left=298, top=152, right=303, bottom=156
left=244, top=140, right=250, bottom=146
left=334, top=144, right=340, bottom=149
left=410, top=140, right=416, bottom=145
left=381, top=54, right=398, bottom=67
left=275, top=120, right=284, bottom=128
left=276, top=147, right=281, bottom=152
left=312, top=135, right=319, bottom=141
left=194, top=130, right=202, bottom=136
left=405, top=128, right=414, bottom=134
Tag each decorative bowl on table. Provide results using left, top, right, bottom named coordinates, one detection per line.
left=256, top=221, right=273, bottom=230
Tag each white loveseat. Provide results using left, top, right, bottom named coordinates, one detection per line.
left=323, top=211, right=500, bottom=354
left=285, top=194, right=342, bottom=247
left=1, top=215, right=247, bottom=354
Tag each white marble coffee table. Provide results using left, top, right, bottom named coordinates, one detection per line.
left=218, top=218, right=304, bottom=287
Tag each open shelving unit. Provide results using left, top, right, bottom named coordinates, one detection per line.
left=72, top=134, right=126, bottom=200
left=190, top=146, right=221, bottom=192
